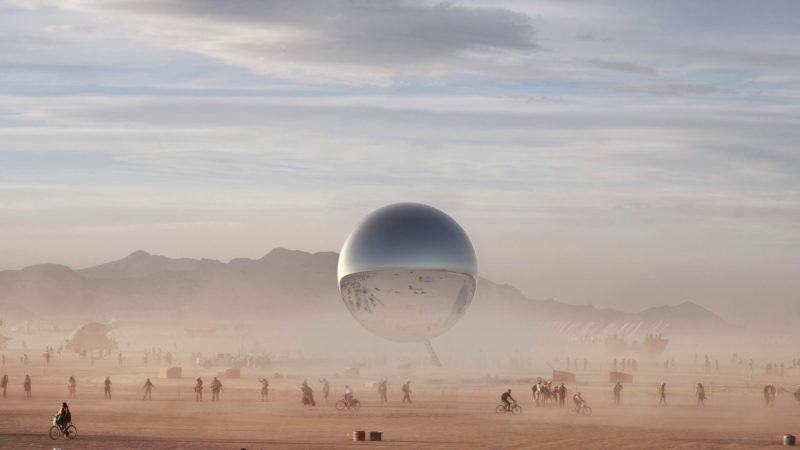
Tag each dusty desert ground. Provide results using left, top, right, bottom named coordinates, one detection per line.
left=1, top=346, right=800, bottom=449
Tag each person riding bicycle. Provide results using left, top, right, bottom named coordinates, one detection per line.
left=572, top=391, right=586, bottom=410
left=54, top=402, right=71, bottom=433
left=344, top=385, right=354, bottom=406
left=501, top=389, right=515, bottom=410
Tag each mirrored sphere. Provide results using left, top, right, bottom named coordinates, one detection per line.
left=338, top=203, right=477, bottom=342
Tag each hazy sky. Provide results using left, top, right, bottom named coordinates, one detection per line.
left=1, top=1, right=799, bottom=321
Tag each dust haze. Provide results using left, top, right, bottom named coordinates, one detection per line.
left=1, top=248, right=799, bottom=448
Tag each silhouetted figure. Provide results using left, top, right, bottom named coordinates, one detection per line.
left=763, top=384, right=776, bottom=407
left=320, top=378, right=329, bottom=401
left=258, top=378, right=269, bottom=401
left=658, top=383, right=667, bottom=405
left=142, top=378, right=155, bottom=400
left=696, top=383, right=706, bottom=406
left=24, top=374, right=31, bottom=398
left=301, top=380, right=315, bottom=406
left=1, top=374, right=8, bottom=397
left=194, top=377, right=203, bottom=402
left=118, top=352, right=122, bottom=367
left=54, top=402, right=71, bottom=433
left=378, top=379, right=388, bottom=403
left=401, top=380, right=412, bottom=404
left=104, top=376, right=112, bottom=400
left=558, top=383, right=567, bottom=407
left=613, top=381, right=623, bottom=404
left=210, top=377, right=223, bottom=401
left=68, top=376, right=76, bottom=398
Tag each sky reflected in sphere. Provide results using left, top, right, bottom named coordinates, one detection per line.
left=338, top=203, right=477, bottom=342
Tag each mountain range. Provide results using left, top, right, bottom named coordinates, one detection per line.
left=0, top=249, right=736, bottom=335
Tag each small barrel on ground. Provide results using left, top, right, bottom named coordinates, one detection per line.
left=370, top=431, right=382, bottom=441
left=783, top=434, right=796, bottom=446
left=353, top=430, right=366, bottom=441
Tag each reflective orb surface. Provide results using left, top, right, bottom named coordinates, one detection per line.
left=338, top=203, right=477, bottom=342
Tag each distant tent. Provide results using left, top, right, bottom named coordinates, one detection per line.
left=160, top=367, right=182, bottom=379
left=609, top=372, right=633, bottom=383
left=218, top=367, right=240, bottom=379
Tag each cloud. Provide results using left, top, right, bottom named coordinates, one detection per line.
left=602, top=82, right=735, bottom=97
left=15, top=0, right=539, bottom=84
left=43, top=24, right=92, bottom=33
left=586, top=59, right=657, bottom=76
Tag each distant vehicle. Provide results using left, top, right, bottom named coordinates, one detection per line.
left=198, top=353, right=237, bottom=368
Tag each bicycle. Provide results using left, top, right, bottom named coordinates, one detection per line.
left=49, top=419, right=77, bottom=440
left=569, top=403, right=592, bottom=416
left=335, top=397, right=361, bottom=411
left=495, top=400, right=522, bottom=415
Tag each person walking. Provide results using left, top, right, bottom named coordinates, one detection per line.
left=320, top=378, right=330, bottom=401
left=210, top=377, right=223, bottom=401
left=378, top=379, right=388, bottom=403
left=68, top=376, right=77, bottom=399
left=24, top=374, right=31, bottom=398
left=613, top=381, right=623, bottom=405
left=194, top=377, right=203, bottom=402
left=104, top=376, right=112, bottom=400
left=258, top=378, right=269, bottom=401
left=142, top=378, right=155, bottom=400
left=401, top=380, right=412, bottom=404
left=696, top=383, right=706, bottom=406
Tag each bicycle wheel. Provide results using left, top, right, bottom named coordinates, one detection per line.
left=511, top=405, right=522, bottom=415
left=49, top=426, right=60, bottom=440
left=582, top=406, right=592, bottom=416
left=335, top=400, right=346, bottom=411
left=66, top=425, right=77, bottom=439
left=351, top=400, right=361, bottom=411
left=495, top=404, right=506, bottom=415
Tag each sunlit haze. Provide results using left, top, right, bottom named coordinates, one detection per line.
left=2, top=1, right=799, bottom=325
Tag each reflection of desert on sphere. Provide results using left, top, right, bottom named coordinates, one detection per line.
left=338, top=203, right=477, bottom=342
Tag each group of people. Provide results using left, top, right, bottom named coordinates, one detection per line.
left=193, top=377, right=224, bottom=401
left=531, top=379, right=567, bottom=407
left=373, top=379, right=411, bottom=404
left=503, top=387, right=587, bottom=412
left=297, top=378, right=411, bottom=407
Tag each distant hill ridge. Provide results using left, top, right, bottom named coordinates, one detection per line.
left=0, top=249, right=735, bottom=333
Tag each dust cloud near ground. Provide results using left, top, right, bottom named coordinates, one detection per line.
left=1, top=317, right=799, bottom=449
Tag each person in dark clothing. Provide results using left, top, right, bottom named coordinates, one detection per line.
left=54, top=402, right=71, bottom=432
left=501, top=389, right=515, bottom=410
